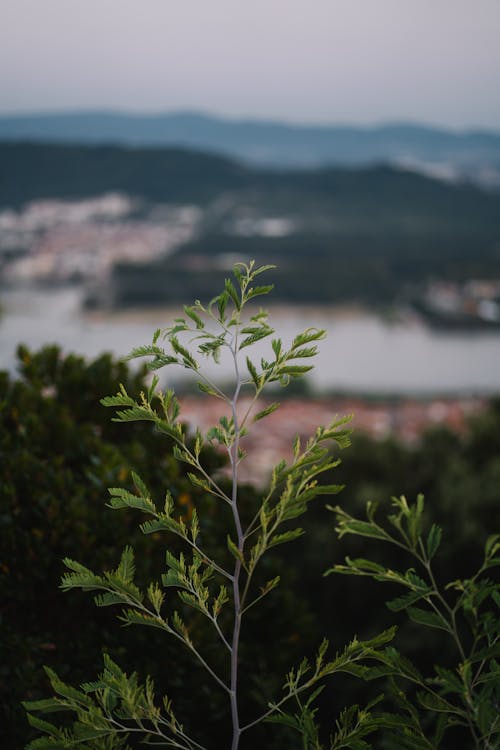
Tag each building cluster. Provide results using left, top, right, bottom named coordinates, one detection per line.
left=177, top=394, right=485, bottom=486
left=0, top=195, right=202, bottom=284
left=0, top=194, right=298, bottom=287
left=424, top=280, right=500, bottom=324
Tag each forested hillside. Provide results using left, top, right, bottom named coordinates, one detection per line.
left=2, top=142, right=500, bottom=306
left=2, top=142, right=500, bottom=222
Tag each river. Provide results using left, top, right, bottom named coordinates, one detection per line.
left=1, top=285, right=499, bottom=395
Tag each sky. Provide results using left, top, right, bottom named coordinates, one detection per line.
left=1, top=0, right=500, bottom=130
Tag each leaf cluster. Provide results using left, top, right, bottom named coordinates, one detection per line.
left=327, top=496, right=500, bottom=749
left=24, top=654, right=204, bottom=750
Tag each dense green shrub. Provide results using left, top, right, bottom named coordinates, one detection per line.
left=0, top=346, right=222, bottom=748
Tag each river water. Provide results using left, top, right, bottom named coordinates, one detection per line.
left=1, top=285, right=500, bottom=395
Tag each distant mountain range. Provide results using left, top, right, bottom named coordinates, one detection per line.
left=1, top=111, right=500, bottom=187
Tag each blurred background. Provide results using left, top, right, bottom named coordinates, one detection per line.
left=1, top=0, right=500, bottom=400
left=1, top=3, right=500, bottom=747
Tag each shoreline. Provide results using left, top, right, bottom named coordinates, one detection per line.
left=2, top=285, right=500, bottom=395
left=83, top=301, right=372, bottom=324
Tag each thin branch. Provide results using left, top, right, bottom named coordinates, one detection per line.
left=240, top=585, right=274, bottom=616
left=117, top=595, right=231, bottom=695
left=184, top=639, right=231, bottom=695
left=229, top=322, right=244, bottom=750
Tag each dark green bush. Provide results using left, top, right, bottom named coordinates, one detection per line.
left=0, top=346, right=313, bottom=749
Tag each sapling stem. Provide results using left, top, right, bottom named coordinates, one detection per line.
left=229, top=326, right=244, bottom=750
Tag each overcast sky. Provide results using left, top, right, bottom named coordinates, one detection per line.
left=1, top=0, right=500, bottom=129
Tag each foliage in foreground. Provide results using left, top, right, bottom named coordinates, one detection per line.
left=327, top=496, right=500, bottom=750
left=22, top=262, right=388, bottom=749
left=10, top=262, right=500, bottom=749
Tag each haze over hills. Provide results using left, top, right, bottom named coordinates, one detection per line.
left=1, top=111, right=500, bottom=186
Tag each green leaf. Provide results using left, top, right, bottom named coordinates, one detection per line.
left=162, top=569, right=183, bottom=588
left=44, top=667, right=94, bottom=705
left=147, top=354, right=179, bottom=370
left=125, top=343, right=164, bottom=360
left=239, top=326, right=272, bottom=350
left=241, top=325, right=264, bottom=335
left=268, top=529, right=304, bottom=548
left=100, top=389, right=136, bottom=408
left=246, top=356, right=261, bottom=388
left=112, top=405, right=156, bottom=423
left=485, top=534, right=500, bottom=560
left=227, top=535, right=245, bottom=565
left=178, top=591, right=208, bottom=615
left=468, top=642, right=500, bottom=662
left=313, top=483, right=344, bottom=496
left=131, top=471, right=149, bottom=498
left=426, top=524, right=442, bottom=561
left=246, top=284, right=274, bottom=300
left=276, top=365, right=313, bottom=377
left=22, top=698, right=61, bottom=713
left=60, top=559, right=103, bottom=590
left=386, top=587, right=433, bottom=612
left=107, top=487, right=156, bottom=514
left=251, top=263, right=276, bottom=277
left=253, top=402, right=280, bottom=422
left=407, top=606, right=450, bottom=632
left=336, top=519, right=390, bottom=541
left=216, top=291, right=228, bottom=320
left=94, top=592, right=126, bottom=607
left=416, top=691, right=453, bottom=713
left=147, top=373, right=159, bottom=402
left=116, top=546, right=135, bottom=583
left=287, top=346, right=318, bottom=359
left=476, top=694, right=498, bottom=735
left=120, top=609, right=163, bottom=629
left=26, top=714, right=65, bottom=738
left=432, top=665, right=464, bottom=695
left=343, top=558, right=387, bottom=575
left=184, top=305, right=204, bottom=329
left=187, top=472, right=212, bottom=493
left=170, top=336, right=199, bottom=370
left=140, top=518, right=171, bottom=535
left=292, top=328, right=326, bottom=347
left=224, top=278, right=241, bottom=309
left=197, top=381, right=224, bottom=399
